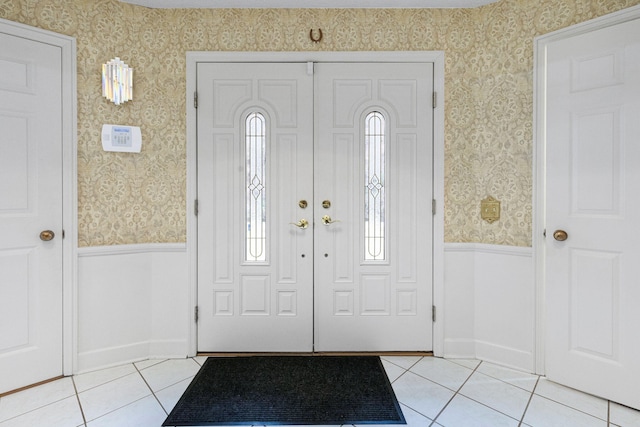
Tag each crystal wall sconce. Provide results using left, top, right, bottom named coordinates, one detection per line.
left=102, top=57, right=133, bottom=105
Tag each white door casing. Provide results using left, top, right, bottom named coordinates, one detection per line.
left=196, top=57, right=436, bottom=352
left=536, top=8, right=640, bottom=409
left=314, top=62, right=434, bottom=351
left=0, top=21, right=76, bottom=393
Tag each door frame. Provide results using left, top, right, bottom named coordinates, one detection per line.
left=533, top=4, right=640, bottom=375
left=186, top=51, right=445, bottom=356
left=0, top=18, right=77, bottom=376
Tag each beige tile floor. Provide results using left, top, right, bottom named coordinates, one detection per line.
left=0, top=356, right=639, bottom=427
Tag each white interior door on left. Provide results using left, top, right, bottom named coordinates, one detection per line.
left=197, top=63, right=314, bottom=352
left=0, top=32, right=63, bottom=393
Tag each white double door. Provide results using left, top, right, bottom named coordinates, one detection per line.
left=197, top=61, right=433, bottom=352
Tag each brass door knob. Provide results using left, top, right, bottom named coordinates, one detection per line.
left=40, top=230, right=55, bottom=241
left=553, top=230, right=568, bottom=241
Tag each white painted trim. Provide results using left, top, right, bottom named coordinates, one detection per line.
left=533, top=4, right=640, bottom=376
left=431, top=51, right=446, bottom=358
left=0, top=18, right=77, bottom=377
left=444, top=242, right=532, bottom=257
left=77, top=243, right=187, bottom=257
left=186, top=51, right=445, bottom=355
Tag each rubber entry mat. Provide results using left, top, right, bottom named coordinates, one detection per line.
left=163, top=355, right=406, bottom=426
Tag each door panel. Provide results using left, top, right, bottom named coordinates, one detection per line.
left=545, top=17, right=640, bottom=409
left=197, top=63, right=314, bottom=352
left=314, top=63, right=434, bottom=351
left=0, top=32, right=63, bottom=393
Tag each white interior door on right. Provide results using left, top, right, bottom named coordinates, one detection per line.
left=314, top=63, right=434, bottom=352
left=544, top=17, right=640, bottom=409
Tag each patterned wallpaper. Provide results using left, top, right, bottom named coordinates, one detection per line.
left=1, top=0, right=639, bottom=247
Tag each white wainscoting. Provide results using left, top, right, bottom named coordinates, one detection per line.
left=443, top=243, right=535, bottom=373
left=76, top=244, right=189, bottom=373
left=75, top=242, right=534, bottom=373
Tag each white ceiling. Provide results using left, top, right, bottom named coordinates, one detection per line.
left=119, top=0, right=498, bottom=9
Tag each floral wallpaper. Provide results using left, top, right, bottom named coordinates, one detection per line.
left=1, top=0, right=639, bottom=247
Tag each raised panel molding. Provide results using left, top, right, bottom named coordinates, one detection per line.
left=258, top=80, right=297, bottom=127
left=213, top=80, right=252, bottom=127
left=379, top=80, right=418, bottom=127
left=333, top=80, right=372, bottom=127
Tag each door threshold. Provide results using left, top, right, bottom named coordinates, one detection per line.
left=197, top=351, right=433, bottom=357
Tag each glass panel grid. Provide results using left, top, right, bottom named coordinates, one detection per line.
left=364, top=112, right=386, bottom=261
left=246, top=112, right=267, bottom=262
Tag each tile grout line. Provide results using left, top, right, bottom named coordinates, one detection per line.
left=517, top=374, right=540, bottom=427
left=386, top=357, right=438, bottom=424
left=71, top=376, right=88, bottom=427
left=428, top=360, right=484, bottom=427
left=533, top=390, right=611, bottom=422
left=133, top=362, right=170, bottom=415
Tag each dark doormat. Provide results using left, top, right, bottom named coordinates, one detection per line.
left=162, top=355, right=405, bottom=426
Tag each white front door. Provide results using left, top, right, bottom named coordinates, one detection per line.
left=314, top=63, right=433, bottom=351
left=544, top=17, right=640, bottom=409
left=197, top=63, right=314, bottom=352
left=197, top=61, right=433, bottom=352
left=0, top=32, right=63, bottom=393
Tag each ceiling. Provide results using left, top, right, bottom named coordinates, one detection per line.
left=119, top=0, right=499, bottom=8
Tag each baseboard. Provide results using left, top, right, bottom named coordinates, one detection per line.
left=443, top=338, right=476, bottom=359
left=148, top=339, right=190, bottom=359
left=77, top=341, right=150, bottom=374
left=475, top=340, right=534, bottom=373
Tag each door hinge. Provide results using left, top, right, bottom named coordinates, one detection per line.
left=307, top=61, right=314, bottom=75
left=194, top=199, right=199, bottom=216
left=194, top=306, right=199, bottom=323
left=432, top=199, right=436, bottom=215
left=194, top=91, right=198, bottom=109
left=543, top=229, right=547, bottom=238
left=62, top=229, right=65, bottom=239
left=432, top=305, right=436, bottom=322
left=432, top=92, right=437, bottom=109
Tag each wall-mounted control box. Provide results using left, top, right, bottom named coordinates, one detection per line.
left=101, top=124, right=142, bottom=153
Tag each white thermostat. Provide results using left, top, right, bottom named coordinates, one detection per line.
left=101, top=124, right=142, bottom=153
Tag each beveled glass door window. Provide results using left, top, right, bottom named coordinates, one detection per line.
left=245, top=112, right=267, bottom=262
left=364, top=111, right=386, bottom=261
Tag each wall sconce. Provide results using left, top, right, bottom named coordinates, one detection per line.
left=102, top=57, right=133, bottom=105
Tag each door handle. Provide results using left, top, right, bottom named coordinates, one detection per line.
left=553, top=230, right=568, bottom=241
left=290, top=219, right=309, bottom=229
left=40, top=230, right=55, bottom=241
left=321, top=215, right=340, bottom=226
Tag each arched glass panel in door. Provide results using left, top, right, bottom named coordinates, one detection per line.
left=364, top=111, right=386, bottom=261
left=245, top=112, right=267, bottom=262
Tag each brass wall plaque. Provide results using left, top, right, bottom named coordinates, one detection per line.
left=481, top=196, right=500, bottom=223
